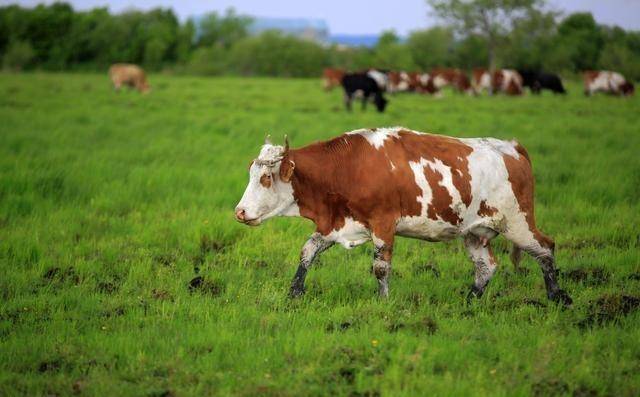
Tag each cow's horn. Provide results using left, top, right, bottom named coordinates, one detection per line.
left=265, top=134, right=272, bottom=145
left=284, top=135, right=289, bottom=152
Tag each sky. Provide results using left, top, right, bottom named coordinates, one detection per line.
left=5, top=0, right=640, bottom=35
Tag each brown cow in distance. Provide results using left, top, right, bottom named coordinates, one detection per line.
left=109, top=63, right=150, bottom=93
left=473, top=68, right=523, bottom=95
left=429, top=68, right=475, bottom=95
left=235, top=127, right=572, bottom=306
left=322, top=68, right=345, bottom=91
left=583, top=70, right=634, bottom=96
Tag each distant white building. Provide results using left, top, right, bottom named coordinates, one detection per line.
left=248, top=17, right=329, bottom=43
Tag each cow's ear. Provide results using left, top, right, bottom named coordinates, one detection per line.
left=280, top=160, right=295, bottom=182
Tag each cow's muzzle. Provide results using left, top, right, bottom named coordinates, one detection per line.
left=234, top=207, right=260, bottom=226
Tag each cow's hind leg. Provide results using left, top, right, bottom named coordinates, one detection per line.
left=289, top=233, right=334, bottom=297
left=504, top=224, right=572, bottom=306
left=464, top=234, right=498, bottom=299
left=371, top=229, right=394, bottom=298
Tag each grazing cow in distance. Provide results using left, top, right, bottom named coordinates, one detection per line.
left=341, top=73, right=389, bottom=112
left=493, top=69, right=524, bottom=95
left=518, top=70, right=566, bottom=94
left=387, top=71, right=413, bottom=93
left=583, top=71, right=635, bottom=96
left=414, top=72, right=438, bottom=94
left=472, top=68, right=492, bottom=94
left=109, top=63, right=150, bottom=93
left=473, top=68, right=523, bottom=95
left=322, top=68, right=345, bottom=91
left=235, top=127, right=572, bottom=306
left=430, top=68, right=475, bottom=95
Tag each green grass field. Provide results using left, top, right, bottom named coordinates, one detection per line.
left=1, top=73, right=639, bottom=396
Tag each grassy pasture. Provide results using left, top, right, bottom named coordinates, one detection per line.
left=0, top=73, right=639, bottom=396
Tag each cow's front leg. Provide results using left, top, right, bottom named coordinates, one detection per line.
left=372, top=235, right=394, bottom=298
left=289, top=233, right=334, bottom=297
left=344, top=93, right=353, bottom=112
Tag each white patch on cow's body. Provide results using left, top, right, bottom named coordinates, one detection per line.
left=367, top=69, right=388, bottom=90
left=326, top=218, right=371, bottom=249
left=587, top=71, right=627, bottom=94
left=433, top=74, right=449, bottom=89
left=347, top=127, right=402, bottom=149
left=396, top=158, right=459, bottom=241
left=460, top=138, right=536, bottom=247
left=477, top=72, right=491, bottom=92
left=460, top=137, right=520, bottom=159
left=499, top=69, right=522, bottom=92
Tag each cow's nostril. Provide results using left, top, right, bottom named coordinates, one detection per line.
left=235, top=208, right=246, bottom=221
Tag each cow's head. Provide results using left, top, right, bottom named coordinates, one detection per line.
left=235, top=136, right=296, bottom=226
left=375, top=95, right=388, bottom=112
left=621, top=81, right=635, bottom=96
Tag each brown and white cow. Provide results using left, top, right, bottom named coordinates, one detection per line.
left=583, top=70, right=635, bottom=96
left=322, top=68, right=345, bottom=91
left=109, top=63, right=150, bottom=93
left=235, top=127, right=572, bottom=305
left=473, top=68, right=523, bottom=95
left=429, top=68, right=475, bottom=95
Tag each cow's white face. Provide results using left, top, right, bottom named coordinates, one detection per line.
left=235, top=144, right=296, bottom=226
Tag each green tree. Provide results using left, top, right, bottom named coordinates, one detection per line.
left=407, top=27, right=454, bottom=69
left=556, top=12, right=604, bottom=71
left=229, top=31, right=327, bottom=77
left=427, top=0, right=549, bottom=71
left=2, top=40, right=34, bottom=70
left=373, top=30, right=415, bottom=70
left=197, top=8, right=252, bottom=49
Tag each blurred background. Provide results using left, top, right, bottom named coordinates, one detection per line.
left=1, top=0, right=639, bottom=81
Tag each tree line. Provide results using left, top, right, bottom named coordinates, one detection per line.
left=1, top=1, right=639, bottom=80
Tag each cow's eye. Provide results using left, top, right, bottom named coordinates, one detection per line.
left=260, top=173, right=273, bottom=188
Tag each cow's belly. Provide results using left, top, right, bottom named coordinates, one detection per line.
left=327, top=217, right=371, bottom=249
left=395, top=216, right=460, bottom=242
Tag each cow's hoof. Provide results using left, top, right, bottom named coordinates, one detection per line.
left=289, top=287, right=305, bottom=298
left=549, top=289, right=573, bottom=307
left=466, top=285, right=484, bottom=302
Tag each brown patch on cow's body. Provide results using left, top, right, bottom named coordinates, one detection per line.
left=423, top=165, right=461, bottom=224
left=501, top=149, right=554, bottom=249
left=430, top=68, right=473, bottom=93
left=583, top=70, right=599, bottom=86
left=283, top=130, right=474, bottom=241
left=477, top=200, right=498, bottom=217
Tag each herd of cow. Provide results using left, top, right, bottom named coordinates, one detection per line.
left=324, top=67, right=636, bottom=112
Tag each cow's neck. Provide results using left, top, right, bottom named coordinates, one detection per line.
left=287, top=147, right=343, bottom=229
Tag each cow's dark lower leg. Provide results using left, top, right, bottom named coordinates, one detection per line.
left=289, top=233, right=334, bottom=297
left=464, top=234, right=498, bottom=300
left=372, top=242, right=392, bottom=297
left=344, top=94, right=353, bottom=112
left=526, top=246, right=572, bottom=306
